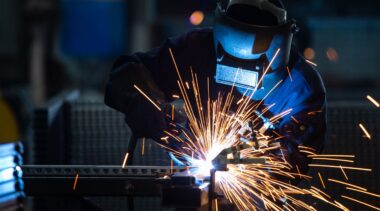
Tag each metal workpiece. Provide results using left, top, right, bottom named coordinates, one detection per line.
left=162, top=173, right=210, bottom=209
left=22, top=165, right=214, bottom=210
left=22, top=165, right=187, bottom=177
left=212, top=144, right=266, bottom=171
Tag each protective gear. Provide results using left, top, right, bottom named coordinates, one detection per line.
left=105, top=28, right=326, bottom=176
left=214, top=0, right=298, bottom=99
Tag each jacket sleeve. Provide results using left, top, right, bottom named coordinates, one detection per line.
left=104, top=34, right=188, bottom=140
left=278, top=91, right=326, bottom=176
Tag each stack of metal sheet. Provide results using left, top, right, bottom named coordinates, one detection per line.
left=0, top=141, right=24, bottom=211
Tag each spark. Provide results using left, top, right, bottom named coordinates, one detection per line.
left=172, top=94, right=180, bottom=99
left=308, top=154, right=355, bottom=158
left=318, top=172, right=326, bottom=189
left=359, top=123, right=372, bottom=140
left=306, top=59, right=318, bottom=66
left=341, top=195, right=380, bottom=211
left=312, top=157, right=354, bottom=163
left=141, top=137, right=145, bottom=156
left=328, top=178, right=367, bottom=191
left=346, top=187, right=380, bottom=198
left=367, top=95, right=380, bottom=108
left=291, top=116, right=299, bottom=124
left=122, top=152, right=129, bottom=169
left=286, top=66, right=293, bottom=81
left=171, top=104, right=175, bottom=121
left=340, top=165, right=349, bottom=181
left=170, top=159, right=174, bottom=174
left=73, top=173, right=79, bottom=191
left=309, top=164, right=371, bottom=172
left=133, top=84, right=162, bottom=111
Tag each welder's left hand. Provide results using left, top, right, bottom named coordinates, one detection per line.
left=161, top=99, right=187, bottom=126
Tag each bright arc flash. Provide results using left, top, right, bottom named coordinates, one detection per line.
left=367, top=95, right=380, bottom=108
left=359, top=123, right=372, bottom=140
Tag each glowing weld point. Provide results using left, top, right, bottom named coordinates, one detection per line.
left=73, top=173, right=79, bottom=191
left=122, top=152, right=129, bottom=169
left=367, top=95, right=380, bottom=108
left=133, top=84, right=162, bottom=111
left=359, top=123, right=371, bottom=140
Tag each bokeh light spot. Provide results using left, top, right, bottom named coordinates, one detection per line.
left=303, top=48, right=316, bottom=60
left=326, top=48, right=339, bottom=62
left=190, top=10, right=204, bottom=26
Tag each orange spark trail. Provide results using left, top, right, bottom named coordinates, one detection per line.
left=340, top=166, right=349, bottom=181
left=309, top=164, right=371, bottom=172
left=133, top=85, right=162, bottom=111
left=286, top=66, right=293, bottom=81
left=341, top=195, right=380, bottom=211
left=359, top=123, right=372, bottom=140
left=346, top=187, right=380, bottom=198
left=328, top=178, right=367, bottom=191
left=306, top=59, right=318, bottom=66
left=318, top=172, right=326, bottom=189
left=141, top=137, right=145, bottom=156
left=73, top=173, right=79, bottom=191
left=367, top=95, right=380, bottom=108
left=122, top=152, right=129, bottom=169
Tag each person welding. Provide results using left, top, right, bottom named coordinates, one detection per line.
left=105, top=0, right=326, bottom=181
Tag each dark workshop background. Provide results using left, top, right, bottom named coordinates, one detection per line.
left=0, top=0, right=379, bottom=210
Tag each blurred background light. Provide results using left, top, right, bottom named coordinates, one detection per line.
left=303, top=47, right=316, bottom=60
left=326, top=47, right=339, bottom=62
left=190, top=10, right=204, bottom=26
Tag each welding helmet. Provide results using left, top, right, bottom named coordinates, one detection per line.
left=214, top=0, right=298, bottom=99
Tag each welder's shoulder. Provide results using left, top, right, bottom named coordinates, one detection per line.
left=294, top=55, right=326, bottom=96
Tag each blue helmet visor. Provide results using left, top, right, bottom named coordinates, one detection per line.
left=213, top=4, right=295, bottom=97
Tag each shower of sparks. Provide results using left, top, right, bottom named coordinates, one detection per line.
left=367, top=95, right=380, bottom=108
left=359, top=123, right=372, bottom=140
left=73, top=173, right=79, bottom=191
left=133, top=48, right=380, bottom=210
left=122, top=152, right=129, bottom=169
left=133, top=84, right=162, bottom=111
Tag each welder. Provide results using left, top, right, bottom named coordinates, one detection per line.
left=105, top=0, right=326, bottom=181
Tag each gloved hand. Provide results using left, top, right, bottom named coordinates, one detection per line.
left=161, top=99, right=187, bottom=127
left=237, top=110, right=277, bottom=149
